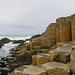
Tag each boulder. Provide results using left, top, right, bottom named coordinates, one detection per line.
left=23, top=66, right=46, bottom=75
left=13, top=40, right=25, bottom=44
left=25, top=34, right=41, bottom=42
left=0, top=41, right=4, bottom=48
left=29, top=34, right=41, bottom=41
left=1, top=38, right=11, bottom=44
left=42, top=62, right=70, bottom=75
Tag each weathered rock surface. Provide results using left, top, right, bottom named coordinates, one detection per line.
left=1, top=38, right=11, bottom=44
left=23, top=66, right=46, bottom=75
left=42, top=62, right=70, bottom=75
left=0, top=41, right=4, bottom=48
left=32, top=53, right=50, bottom=66
left=70, top=49, right=75, bottom=75
left=13, top=65, right=33, bottom=75
left=49, top=50, right=70, bottom=63
left=5, top=14, right=75, bottom=75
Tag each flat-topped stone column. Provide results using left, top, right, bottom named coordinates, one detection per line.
left=72, top=15, right=75, bottom=41
left=60, top=21, right=71, bottom=42
left=13, top=65, right=33, bottom=75
left=42, top=62, right=70, bottom=75
left=32, top=53, right=50, bottom=66
left=23, top=66, right=46, bottom=75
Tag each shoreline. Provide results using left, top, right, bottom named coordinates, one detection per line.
left=0, top=14, right=75, bottom=75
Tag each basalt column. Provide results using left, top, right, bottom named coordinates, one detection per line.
left=60, top=21, right=71, bottom=42
left=72, top=15, right=75, bottom=41
left=56, top=17, right=65, bottom=42
left=56, top=24, right=60, bottom=42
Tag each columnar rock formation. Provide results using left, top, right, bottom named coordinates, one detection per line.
left=25, top=14, right=75, bottom=51
left=8, top=14, right=75, bottom=75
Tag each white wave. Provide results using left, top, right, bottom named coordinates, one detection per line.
left=0, top=35, right=32, bottom=59
left=0, top=42, right=20, bottom=59
left=0, top=35, right=32, bottom=40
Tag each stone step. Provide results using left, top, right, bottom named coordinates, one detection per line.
left=32, top=53, right=50, bottom=66
left=23, top=66, right=46, bottom=75
left=49, top=50, right=70, bottom=63
left=34, top=45, right=43, bottom=49
left=13, top=65, right=33, bottom=75
left=53, top=46, right=72, bottom=53
left=40, top=49, right=50, bottom=53
left=42, top=62, right=70, bottom=75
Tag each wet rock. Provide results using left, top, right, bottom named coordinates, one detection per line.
left=10, top=63, right=19, bottom=71
left=1, top=57, right=7, bottom=61
left=0, top=61, right=7, bottom=67
left=0, top=41, right=4, bottom=48
left=70, top=50, right=75, bottom=75
left=1, top=38, right=11, bottom=44
left=16, top=53, right=25, bottom=63
left=13, top=40, right=25, bottom=44
left=25, top=34, right=41, bottom=41
left=1, top=67, right=11, bottom=75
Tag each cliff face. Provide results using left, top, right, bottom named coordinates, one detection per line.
left=8, top=14, right=75, bottom=75
left=43, top=14, right=75, bottom=42
left=25, top=14, right=75, bottom=50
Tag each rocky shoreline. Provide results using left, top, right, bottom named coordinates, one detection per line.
left=0, top=14, right=75, bottom=75
left=0, top=34, right=41, bottom=75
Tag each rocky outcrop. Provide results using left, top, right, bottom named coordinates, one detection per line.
left=25, top=34, right=41, bottom=42
left=5, top=14, right=75, bottom=75
left=0, top=38, right=11, bottom=48
left=1, top=38, right=11, bottom=44
left=0, top=41, right=4, bottom=48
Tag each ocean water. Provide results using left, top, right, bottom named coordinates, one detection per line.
left=0, top=42, right=19, bottom=59
left=0, top=35, right=32, bottom=59
left=0, top=35, right=32, bottom=40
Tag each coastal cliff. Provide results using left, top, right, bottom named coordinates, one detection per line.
left=5, top=14, right=75, bottom=75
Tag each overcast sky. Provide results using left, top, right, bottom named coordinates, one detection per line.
left=0, top=0, right=75, bottom=35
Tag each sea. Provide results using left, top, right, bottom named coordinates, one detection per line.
left=0, top=35, right=32, bottom=59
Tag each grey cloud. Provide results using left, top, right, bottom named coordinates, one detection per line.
left=0, top=0, right=75, bottom=35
